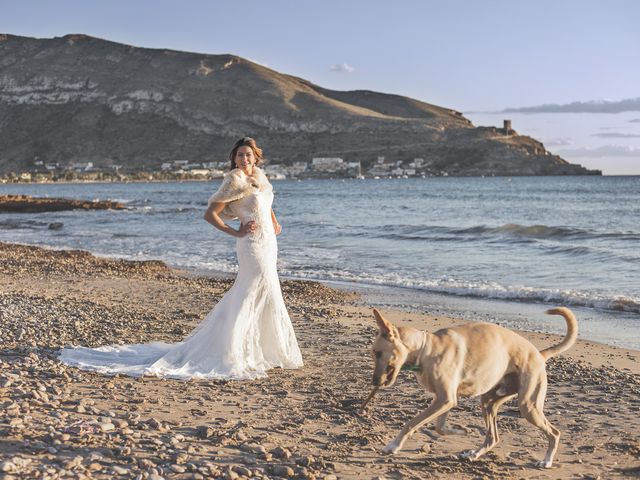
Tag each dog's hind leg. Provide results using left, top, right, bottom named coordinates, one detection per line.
left=463, top=390, right=515, bottom=460
left=518, top=373, right=560, bottom=468
left=435, top=411, right=467, bottom=435
left=382, top=396, right=456, bottom=455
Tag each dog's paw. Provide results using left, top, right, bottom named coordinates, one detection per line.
left=460, top=450, right=479, bottom=461
left=382, top=441, right=400, bottom=455
left=535, top=459, right=553, bottom=469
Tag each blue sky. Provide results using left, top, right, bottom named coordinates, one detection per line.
left=2, top=0, right=639, bottom=173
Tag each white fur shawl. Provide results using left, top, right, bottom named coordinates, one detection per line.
left=208, top=167, right=271, bottom=220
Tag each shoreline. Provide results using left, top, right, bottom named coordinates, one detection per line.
left=1, top=241, right=639, bottom=478
left=3, top=173, right=638, bottom=187
left=6, top=239, right=640, bottom=351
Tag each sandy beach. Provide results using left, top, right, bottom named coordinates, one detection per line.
left=0, top=241, right=639, bottom=479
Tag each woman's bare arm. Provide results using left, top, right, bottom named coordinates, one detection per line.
left=204, top=202, right=256, bottom=237
left=271, top=209, right=282, bottom=235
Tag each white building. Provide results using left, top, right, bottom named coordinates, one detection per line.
left=71, top=162, right=94, bottom=172
left=287, top=162, right=308, bottom=177
left=311, top=157, right=346, bottom=172
left=189, top=169, right=211, bottom=176
left=184, top=163, right=203, bottom=170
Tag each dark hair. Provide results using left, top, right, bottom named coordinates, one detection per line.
left=228, top=136, right=263, bottom=170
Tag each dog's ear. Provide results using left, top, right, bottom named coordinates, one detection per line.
left=373, top=308, right=396, bottom=340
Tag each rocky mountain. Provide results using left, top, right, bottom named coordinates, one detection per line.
left=0, top=33, right=599, bottom=176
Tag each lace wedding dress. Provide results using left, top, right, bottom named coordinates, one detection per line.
left=59, top=169, right=303, bottom=379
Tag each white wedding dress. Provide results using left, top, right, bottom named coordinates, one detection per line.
left=59, top=176, right=303, bottom=380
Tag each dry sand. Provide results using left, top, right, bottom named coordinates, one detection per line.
left=0, top=242, right=639, bottom=479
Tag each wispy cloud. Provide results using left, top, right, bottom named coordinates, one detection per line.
left=592, top=132, right=640, bottom=138
left=329, top=63, right=355, bottom=73
left=500, top=97, right=640, bottom=114
left=543, top=137, right=573, bottom=147
left=557, top=145, right=640, bottom=157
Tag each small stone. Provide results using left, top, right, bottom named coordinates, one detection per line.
left=112, top=465, right=129, bottom=475
left=112, top=419, right=129, bottom=428
left=100, top=422, right=115, bottom=432
left=272, top=465, right=295, bottom=477
left=0, top=461, right=16, bottom=473
left=232, top=465, right=252, bottom=476
left=242, top=444, right=267, bottom=455
left=421, top=443, right=431, bottom=454
left=271, top=446, right=292, bottom=460
left=147, top=418, right=162, bottom=429
left=224, top=468, right=239, bottom=480
left=196, top=425, right=214, bottom=439
left=138, top=458, right=154, bottom=469
left=87, top=462, right=103, bottom=472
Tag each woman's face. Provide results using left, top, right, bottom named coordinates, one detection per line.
left=235, top=146, right=255, bottom=170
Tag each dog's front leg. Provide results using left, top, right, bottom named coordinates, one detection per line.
left=382, top=398, right=456, bottom=455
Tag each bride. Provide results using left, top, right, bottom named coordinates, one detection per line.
left=59, top=137, right=303, bottom=379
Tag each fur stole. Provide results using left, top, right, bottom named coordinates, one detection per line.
left=208, top=167, right=271, bottom=220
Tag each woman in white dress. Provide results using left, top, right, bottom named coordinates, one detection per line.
left=59, top=137, right=303, bottom=379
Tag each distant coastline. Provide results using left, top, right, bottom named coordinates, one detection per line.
left=0, top=34, right=600, bottom=178
left=1, top=162, right=602, bottom=184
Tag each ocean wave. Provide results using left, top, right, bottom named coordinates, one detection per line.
left=281, top=268, right=640, bottom=314
left=454, top=223, right=588, bottom=239
left=0, top=219, right=51, bottom=230
left=129, top=206, right=200, bottom=214
left=542, top=244, right=640, bottom=262
left=366, top=223, right=640, bottom=244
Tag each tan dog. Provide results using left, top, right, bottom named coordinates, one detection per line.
left=370, top=307, right=577, bottom=468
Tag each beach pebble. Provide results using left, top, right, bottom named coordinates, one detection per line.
left=147, top=417, right=162, bottom=429
left=224, top=468, right=240, bottom=479
left=271, top=446, right=292, bottom=460
left=87, top=462, right=103, bottom=472
left=112, top=465, right=130, bottom=475
left=232, top=465, right=252, bottom=476
left=0, top=461, right=16, bottom=473
left=170, top=464, right=187, bottom=473
left=272, top=465, right=295, bottom=477
left=100, top=422, right=116, bottom=432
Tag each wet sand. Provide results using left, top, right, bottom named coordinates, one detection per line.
left=1, top=242, right=639, bottom=479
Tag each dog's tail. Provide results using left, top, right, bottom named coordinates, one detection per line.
left=540, top=307, right=578, bottom=361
